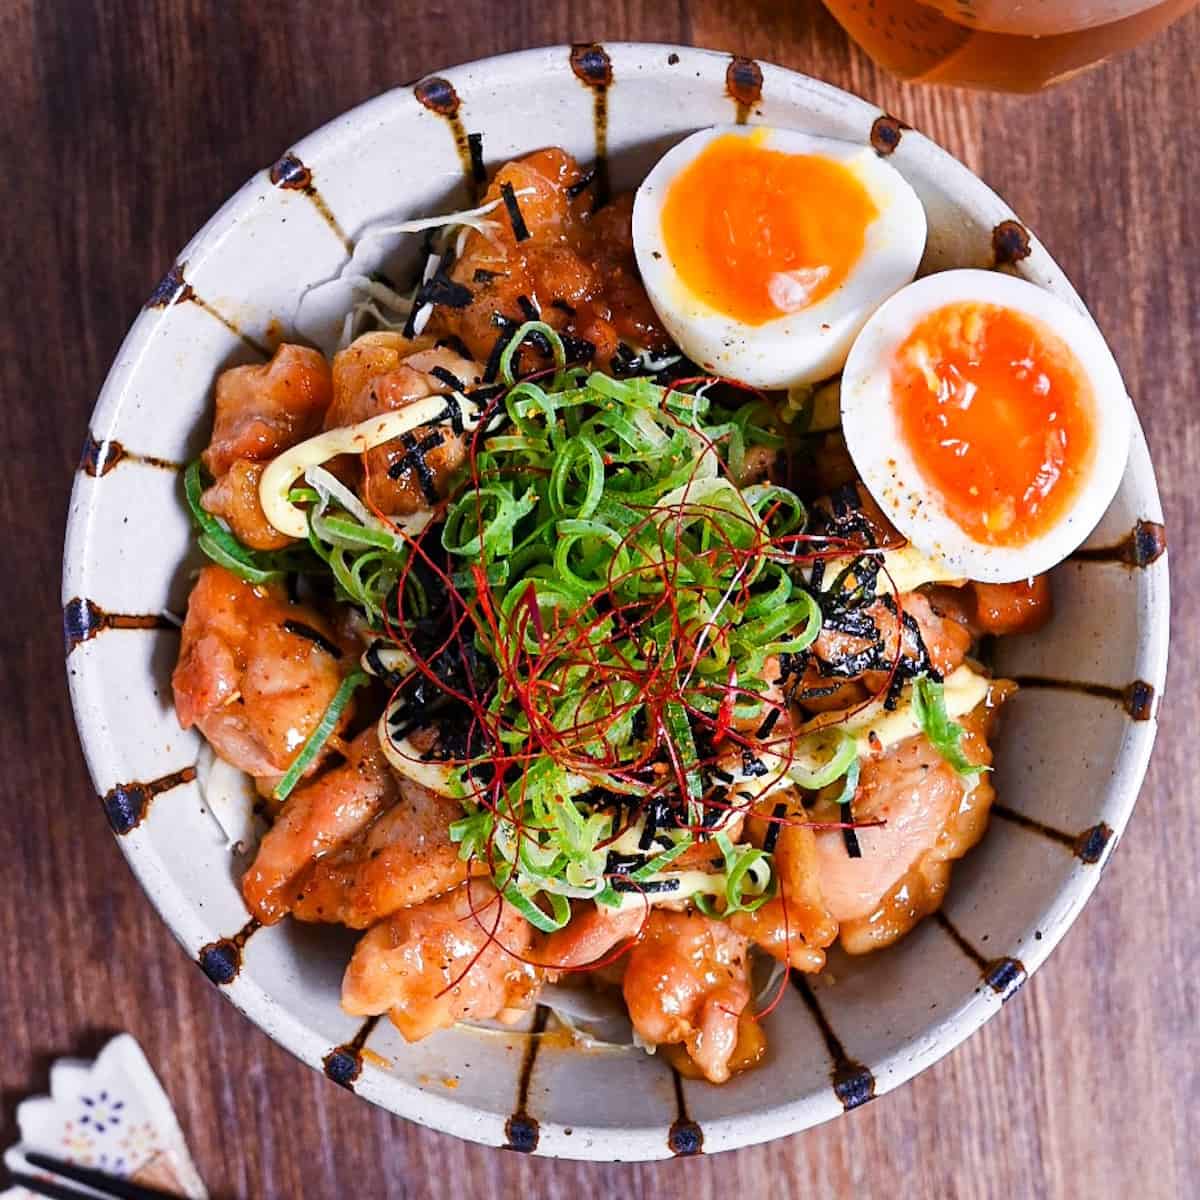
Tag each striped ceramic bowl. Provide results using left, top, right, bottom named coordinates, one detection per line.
left=62, top=43, right=1168, bottom=1159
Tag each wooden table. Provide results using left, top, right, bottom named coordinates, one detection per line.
left=3, top=3, right=1196, bottom=1196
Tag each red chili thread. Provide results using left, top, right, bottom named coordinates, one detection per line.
left=356, top=365, right=919, bottom=965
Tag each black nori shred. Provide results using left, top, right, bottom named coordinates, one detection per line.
left=490, top=309, right=553, bottom=372
left=438, top=715, right=488, bottom=764
left=711, top=767, right=734, bottom=785
left=819, top=644, right=885, bottom=679
left=551, top=298, right=576, bottom=316
left=429, top=365, right=465, bottom=391
left=364, top=641, right=405, bottom=690
left=818, top=554, right=881, bottom=613
left=604, top=851, right=647, bottom=876
left=863, top=594, right=940, bottom=710
left=282, top=620, right=343, bottom=659
left=387, top=429, right=445, bottom=503
left=414, top=271, right=473, bottom=310
left=637, top=809, right=658, bottom=852
left=434, top=393, right=466, bottom=436
left=436, top=334, right=472, bottom=358
left=473, top=268, right=500, bottom=283
left=402, top=245, right=450, bottom=339
left=762, top=802, right=788, bottom=855
left=777, top=649, right=806, bottom=681
left=612, top=877, right=680, bottom=894
left=810, top=484, right=884, bottom=568
left=820, top=606, right=882, bottom=639
left=501, top=181, right=531, bottom=242
left=756, top=707, right=781, bottom=740
left=609, top=342, right=640, bottom=377
left=467, top=131, right=486, bottom=183
left=638, top=793, right=683, bottom=845
left=740, top=749, right=769, bottom=779
left=387, top=716, right=419, bottom=743
left=401, top=299, right=420, bottom=340
left=465, top=382, right=506, bottom=407
left=517, top=294, right=540, bottom=321
left=483, top=323, right=517, bottom=383
left=383, top=557, right=497, bottom=736
left=561, top=332, right=596, bottom=363
left=566, top=166, right=596, bottom=198
left=841, top=801, right=862, bottom=858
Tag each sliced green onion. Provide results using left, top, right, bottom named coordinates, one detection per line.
left=630, top=838, right=692, bottom=880
left=500, top=880, right=572, bottom=932
left=195, top=533, right=280, bottom=585
left=715, top=832, right=773, bottom=915
left=196, top=329, right=838, bottom=933
left=499, top=320, right=567, bottom=386
left=185, top=460, right=286, bottom=583
left=787, top=729, right=859, bottom=790
left=911, top=674, right=988, bottom=777
left=662, top=700, right=705, bottom=816
left=272, top=671, right=368, bottom=803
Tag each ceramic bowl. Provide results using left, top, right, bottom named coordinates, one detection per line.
left=62, top=43, right=1169, bottom=1160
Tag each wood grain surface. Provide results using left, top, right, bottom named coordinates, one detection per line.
left=2, top=3, right=1197, bottom=1197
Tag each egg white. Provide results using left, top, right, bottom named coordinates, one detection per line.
left=632, top=125, right=927, bottom=388
left=840, top=268, right=1132, bottom=583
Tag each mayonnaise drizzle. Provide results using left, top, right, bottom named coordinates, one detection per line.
left=258, top=392, right=495, bottom=538
left=816, top=542, right=966, bottom=596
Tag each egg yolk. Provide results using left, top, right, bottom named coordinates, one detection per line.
left=892, top=301, right=1096, bottom=547
left=659, top=133, right=879, bottom=325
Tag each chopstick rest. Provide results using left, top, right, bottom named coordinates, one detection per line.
left=2, top=1035, right=206, bottom=1199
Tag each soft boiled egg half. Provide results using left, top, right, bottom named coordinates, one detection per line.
left=841, top=268, right=1132, bottom=583
left=632, top=125, right=927, bottom=388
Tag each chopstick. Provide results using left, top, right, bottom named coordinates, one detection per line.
left=12, top=1152, right=186, bottom=1200
left=7, top=1173, right=98, bottom=1200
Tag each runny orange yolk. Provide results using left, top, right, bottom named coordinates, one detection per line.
left=892, top=301, right=1096, bottom=547
left=659, top=133, right=879, bottom=326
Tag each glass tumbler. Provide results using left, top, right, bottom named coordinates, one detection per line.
left=821, top=0, right=1197, bottom=90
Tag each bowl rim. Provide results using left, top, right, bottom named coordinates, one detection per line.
left=63, top=41, right=1170, bottom=1160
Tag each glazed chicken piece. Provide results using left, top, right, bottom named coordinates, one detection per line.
left=326, top=334, right=482, bottom=428
left=811, top=685, right=1011, bottom=953
left=341, top=880, right=540, bottom=1041
left=621, top=909, right=752, bottom=1084
left=927, top=575, right=1053, bottom=638
left=325, top=332, right=481, bottom=516
left=788, top=589, right=973, bottom=718
left=200, top=460, right=289, bottom=551
left=241, top=727, right=397, bottom=924
left=199, top=344, right=333, bottom=548
left=816, top=591, right=973, bottom=681
left=537, top=903, right=646, bottom=970
left=172, top=565, right=354, bottom=781
left=729, top=792, right=840, bottom=974
left=436, top=148, right=670, bottom=371
left=289, top=771, right=480, bottom=928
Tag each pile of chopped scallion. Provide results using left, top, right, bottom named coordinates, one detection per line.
left=185, top=321, right=980, bottom=933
